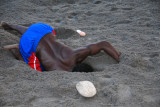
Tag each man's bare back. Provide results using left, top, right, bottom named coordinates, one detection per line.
left=2, top=22, right=120, bottom=72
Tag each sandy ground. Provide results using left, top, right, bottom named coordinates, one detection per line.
left=0, top=0, right=160, bottom=107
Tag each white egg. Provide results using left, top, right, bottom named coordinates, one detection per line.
left=76, top=81, right=97, bottom=97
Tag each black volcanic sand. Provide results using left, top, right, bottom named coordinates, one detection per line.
left=0, top=0, right=160, bottom=106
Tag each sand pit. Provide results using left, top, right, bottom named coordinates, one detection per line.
left=0, top=0, right=160, bottom=106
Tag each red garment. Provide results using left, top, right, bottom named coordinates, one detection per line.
left=28, top=52, right=42, bottom=72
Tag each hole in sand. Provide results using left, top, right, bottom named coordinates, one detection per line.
left=83, top=51, right=118, bottom=71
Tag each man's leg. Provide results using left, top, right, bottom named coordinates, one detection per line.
left=1, top=22, right=28, bottom=35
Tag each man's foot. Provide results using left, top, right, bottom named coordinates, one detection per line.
left=1, top=22, right=13, bottom=30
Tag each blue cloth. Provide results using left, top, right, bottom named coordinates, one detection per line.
left=19, top=23, right=54, bottom=64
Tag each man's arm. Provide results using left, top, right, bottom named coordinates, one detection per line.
left=3, top=44, right=24, bottom=61
left=73, top=41, right=120, bottom=63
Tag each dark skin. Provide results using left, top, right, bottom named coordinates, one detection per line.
left=2, top=22, right=120, bottom=71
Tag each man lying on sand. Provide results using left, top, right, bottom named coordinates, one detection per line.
left=2, top=22, right=120, bottom=72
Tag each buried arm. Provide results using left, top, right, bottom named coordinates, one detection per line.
left=73, top=41, right=120, bottom=63
left=3, top=44, right=24, bottom=61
